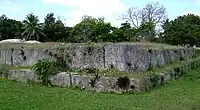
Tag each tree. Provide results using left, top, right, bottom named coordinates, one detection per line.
left=44, top=13, right=56, bottom=24
left=120, top=2, right=167, bottom=28
left=70, top=15, right=113, bottom=43
left=43, top=13, right=56, bottom=41
left=163, top=14, right=200, bottom=46
left=43, top=13, right=70, bottom=42
left=0, top=15, right=23, bottom=40
left=137, top=21, right=156, bottom=41
left=53, top=20, right=69, bottom=42
left=21, top=13, right=45, bottom=41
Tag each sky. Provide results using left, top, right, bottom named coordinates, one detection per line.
left=0, top=0, right=200, bottom=27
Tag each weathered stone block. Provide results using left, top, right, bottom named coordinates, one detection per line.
left=71, top=74, right=92, bottom=89
left=8, top=69, right=38, bottom=82
left=68, top=45, right=105, bottom=69
left=49, top=72, right=71, bottom=87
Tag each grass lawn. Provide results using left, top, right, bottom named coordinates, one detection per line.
left=0, top=68, right=200, bottom=110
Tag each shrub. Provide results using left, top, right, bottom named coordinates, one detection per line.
left=0, top=63, right=10, bottom=78
left=32, top=59, right=56, bottom=86
left=150, top=75, right=160, bottom=87
left=147, top=64, right=154, bottom=71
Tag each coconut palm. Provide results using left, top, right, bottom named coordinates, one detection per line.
left=21, top=13, right=45, bottom=40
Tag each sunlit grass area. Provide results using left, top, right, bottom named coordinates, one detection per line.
left=0, top=67, right=200, bottom=110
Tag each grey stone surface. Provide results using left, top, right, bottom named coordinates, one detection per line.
left=94, top=76, right=118, bottom=92
left=0, top=49, right=50, bottom=66
left=69, top=45, right=105, bottom=69
left=49, top=72, right=71, bottom=87
left=104, top=44, right=151, bottom=72
left=1, top=58, right=199, bottom=93
left=71, top=74, right=92, bottom=88
left=7, top=69, right=38, bottom=83
left=0, top=44, right=196, bottom=73
left=0, top=49, right=12, bottom=64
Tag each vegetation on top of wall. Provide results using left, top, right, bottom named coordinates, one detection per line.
left=0, top=42, right=185, bottom=51
left=152, top=56, right=200, bottom=74
left=68, top=55, right=200, bottom=78
left=0, top=63, right=10, bottom=77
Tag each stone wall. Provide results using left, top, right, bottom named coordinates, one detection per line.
left=0, top=43, right=195, bottom=73
left=2, top=58, right=200, bottom=93
left=0, top=48, right=50, bottom=66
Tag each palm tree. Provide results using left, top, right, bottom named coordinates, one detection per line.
left=21, top=13, right=45, bottom=40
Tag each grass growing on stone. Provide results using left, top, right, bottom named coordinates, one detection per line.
left=6, top=56, right=200, bottom=79
left=0, top=42, right=184, bottom=50
left=152, top=56, right=200, bottom=74
left=72, top=56, right=200, bottom=78
left=1, top=67, right=200, bottom=110
left=72, top=68, right=150, bottom=78
left=9, top=66, right=32, bottom=70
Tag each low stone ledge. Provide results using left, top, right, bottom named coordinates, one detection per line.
left=7, top=69, right=38, bottom=83
left=1, top=58, right=200, bottom=93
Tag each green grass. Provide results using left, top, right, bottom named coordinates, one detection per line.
left=1, top=67, right=200, bottom=110
left=0, top=42, right=184, bottom=50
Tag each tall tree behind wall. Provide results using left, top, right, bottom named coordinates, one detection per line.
left=0, top=14, right=23, bottom=40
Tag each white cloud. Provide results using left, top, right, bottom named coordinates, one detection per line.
left=43, top=0, right=126, bottom=27
left=3, top=0, right=12, bottom=5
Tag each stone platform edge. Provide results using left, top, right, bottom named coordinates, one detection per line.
left=1, top=58, right=200, bottom=93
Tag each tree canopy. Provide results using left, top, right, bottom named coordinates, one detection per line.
left=162, top=14, right=200, bottom=46
left=21, top=13, right=45, bottom=41
left=0, top=2, right=200, bottom=47
left=0, top=15, right=23, bottom=40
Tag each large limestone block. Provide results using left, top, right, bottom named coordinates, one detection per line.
left=8, top=69, right=37, bottom=82
left=69, top=44, right=105, bottom=69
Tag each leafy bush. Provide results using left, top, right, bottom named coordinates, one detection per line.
left=0, top=63, right=10, bottom=77
left=150, top=75, right=160, bottom=87
left=32, top=59, right=56, bottom=86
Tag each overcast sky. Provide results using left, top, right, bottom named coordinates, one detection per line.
left=0, top=0, right=200, bottom=27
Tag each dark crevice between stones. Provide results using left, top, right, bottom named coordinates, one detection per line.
left=87, top=47, right=93, bottom=56
left=48, top=51, right=53, bottom=56
left=83, top=53, right=87, bottom=56
left=110, top=64, right=114, bottom=69
left=23, top=56, right=26, bottom=61
left=73, top=52, right=76, bottom=56
left=11, top=48, right=14, bottom=66
left=148, top=49, right=152, bottom=54
left=117, top=76, right=130, bottom=90
left=69, top=73, right=72, bottom=87
left=103, top=46, right=106, bottom=68
left=130, top=85, right=135, bottom=90
left=160, top=76, right=165, bottom=84
left=89, top=72, right=100, bottom=88
left=126, top=62, right=132, bottom=67
left=20, top=50, right=24, bottom=56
